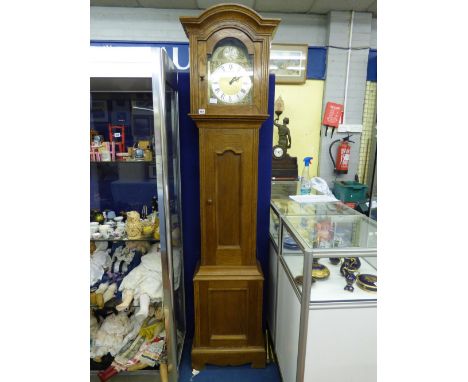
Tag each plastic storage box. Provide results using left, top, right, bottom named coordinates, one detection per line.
left=333, top=181, right=368, bottom=203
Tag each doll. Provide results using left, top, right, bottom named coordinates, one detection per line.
left=92, top=241, right=151, bottom=309
left=98, top=305, right=168, bottom=382
left=90, top=311, right=133, bottom=359
left=110, top=241, right=150, bottom=275
left=90, top=242, right=112, bottom=286
left=116, top=244, right=163, bottom=319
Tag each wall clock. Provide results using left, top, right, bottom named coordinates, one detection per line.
left=180, top=4, right=280, bottom=369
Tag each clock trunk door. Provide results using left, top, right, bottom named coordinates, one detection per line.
left=200, top=128, right=257, bottom=266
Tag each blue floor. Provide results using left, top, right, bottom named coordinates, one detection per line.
left=178, top=338, right=282, bottom=382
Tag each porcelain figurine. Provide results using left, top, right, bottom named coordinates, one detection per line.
left=340, top=257, right=361, bottom=292
left=125, top=211, right=143, bottom=240
left=344, top=271, right=356, bottom=292
left=340, top=257, right=361, bottom=276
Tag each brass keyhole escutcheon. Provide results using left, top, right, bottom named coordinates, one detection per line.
left=207, top=199, right=213, bottom=205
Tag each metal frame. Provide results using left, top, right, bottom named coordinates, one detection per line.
left=270, top=201, right=377, bottom=382
left=172, top=75, right=187, bottom=367
left=152, top=47, right=185, bottom=382
left=268, top=206, right=281, bottom=340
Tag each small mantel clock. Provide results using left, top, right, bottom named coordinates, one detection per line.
left=180, top=4, right=280, bottom=369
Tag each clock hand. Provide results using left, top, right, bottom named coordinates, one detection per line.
left=229, top=76, right=241, bottom=85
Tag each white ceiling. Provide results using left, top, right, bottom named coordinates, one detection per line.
left=90, top=0, right=377, bottom=16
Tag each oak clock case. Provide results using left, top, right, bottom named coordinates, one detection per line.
left=180, top=4, right=280, bottom=369
left=89, top=47, right=186, bottom=382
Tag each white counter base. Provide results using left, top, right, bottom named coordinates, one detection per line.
left=269, top=243, right=377, bottom=382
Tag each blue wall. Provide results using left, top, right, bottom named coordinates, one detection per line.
left=91, top=41, right=326, bottom=80
left=91, top=41, right=377, bottom=83
left=367, top=49, right=377, bottom=82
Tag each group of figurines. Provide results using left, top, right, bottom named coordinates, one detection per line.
left=90, top=240, right=169, bottom=382
left=295, top=257, right=377, bottom=293
left=90, top=197, right=160, bottom=241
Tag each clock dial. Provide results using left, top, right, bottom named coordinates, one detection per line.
left=273, top=145, right=284, bottom=159
left=208, top=40, right=253, bottom=105
left=210, top=63, right=252, bottom=104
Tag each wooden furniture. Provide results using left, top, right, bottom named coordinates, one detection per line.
left=180, top=4, right=280, bottom=369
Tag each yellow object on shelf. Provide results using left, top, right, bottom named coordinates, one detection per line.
left=144, top=149, right=153, bottom=161
left=142, top=225, right=154, bottom=238
left=138, top=140, right=150, bottom=150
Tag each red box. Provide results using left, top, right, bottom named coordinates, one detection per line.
left=322, top=102, right=344, bottom=127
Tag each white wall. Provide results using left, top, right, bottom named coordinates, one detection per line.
left=90, top=6, right=377, bottom=187
left=318, top=11, right=373, bottom=186
left=370, top=18, right=377, bottom=49
left=90, top=6, right=328, bottom=45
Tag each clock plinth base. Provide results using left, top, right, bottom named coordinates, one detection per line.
left=192, top=263, right=266, bottom=369
left=272, top=154, right=298, bottom=180
left=191, top=345, right=266, bottom=370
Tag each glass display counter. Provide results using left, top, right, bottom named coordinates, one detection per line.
left=90, top=46, right=185, bottom=382
left=268, top=198, right=377, bottom=382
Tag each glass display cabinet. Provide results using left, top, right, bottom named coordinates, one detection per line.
left=268, top=198, right=377, bottom=382
left=90, top=46, right=185, bottom=382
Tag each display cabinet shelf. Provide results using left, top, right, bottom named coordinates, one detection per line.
left=90, top=46, right=185, bottom=382
left=91, top=238, right=160, bottom=243
left=90, top=161, right=153, bottom=164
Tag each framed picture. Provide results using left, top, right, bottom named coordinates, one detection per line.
left=270, top=44, right=308, bottom=84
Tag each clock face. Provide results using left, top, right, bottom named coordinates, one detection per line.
left=273, top=145, right=285, bottom=159
left=210, top=63, right=252, bottom=104
left=208, top=40, right=253, bottom=105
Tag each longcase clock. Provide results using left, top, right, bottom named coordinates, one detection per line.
left=180, top=4, right=280, bottom=369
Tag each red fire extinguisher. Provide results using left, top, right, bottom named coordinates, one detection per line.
left=329, top=134, right=355, bottom=174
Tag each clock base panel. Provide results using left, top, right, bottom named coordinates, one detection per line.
left=192, top=263, right=266, bottom=369
left=191, top=345, right=266, bottom=370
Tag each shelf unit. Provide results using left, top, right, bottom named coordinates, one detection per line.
left=90, top=46, right=185, bottom=382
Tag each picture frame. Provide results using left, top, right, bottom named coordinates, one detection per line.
left=270, top=44, right=308, bottom=84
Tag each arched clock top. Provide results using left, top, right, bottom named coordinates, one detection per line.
left=180, top=3, right=280, bottom=39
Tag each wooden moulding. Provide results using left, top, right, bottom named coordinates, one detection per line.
left=191, top=345, right=266, bottom=370
left=193, top=263, right=265, bottom=281
left=179, top=4, right=280, bottom=39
